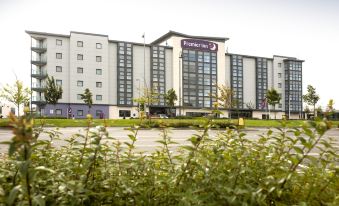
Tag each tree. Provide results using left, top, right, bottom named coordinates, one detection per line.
left=81, top=88, right=93, bottom=114
left=324, top=99, right=335, bottom=119
left=211, top=84, right=234, bottom=119
left=44, top=76, right=63, bottom=116
left=133, top=87, right=159, bottom=121
left=164, top=88, right=177, bottom=117
left=303, top=85, right=320, bottom=117
left=266, top=88, right=281, bottom=119
left=245, top=101, right=255, bottom=110
left=0, top=80, right=31, bottom=116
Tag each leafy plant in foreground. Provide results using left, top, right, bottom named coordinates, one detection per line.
left=0, top=113, right=338, bottom=205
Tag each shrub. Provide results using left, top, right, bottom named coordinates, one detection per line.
left=0, top=113, right=338, bottom=205
left=34, top=116, right=68, bottom=119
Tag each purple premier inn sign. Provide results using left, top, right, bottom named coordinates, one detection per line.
left=181, top=39, right=218, bottom=52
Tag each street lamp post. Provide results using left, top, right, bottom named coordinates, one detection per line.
left=136, top=78, right=141, bottom=115
left=179, top=51, right=183, bottom=116
left=142, top=33, right=146, bottom=88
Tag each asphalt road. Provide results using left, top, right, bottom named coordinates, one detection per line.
left=1, top=127, right=339, bottom=155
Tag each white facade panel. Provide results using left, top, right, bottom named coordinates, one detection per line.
left=45, top=36, right=70, bottom=103
left=243, top=57, right=256, bottom=108
left=133, top=45, right=151, bottom=103
left=69, top=33, right=109, bottom=104
left=165, top=48, right=173, bottom=91
left=224, top=55, right=231, bottom=87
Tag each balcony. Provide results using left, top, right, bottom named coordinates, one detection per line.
left=31, top=69, right=48, bottom=79
left=31, top=96, right=46, bottom=105
left=31, top=44, right=47, bottom=53
left=31, top=56, right=47, bottom=66
left=31, top=82, right=45, bottom=92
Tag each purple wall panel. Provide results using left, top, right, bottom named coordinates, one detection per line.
left=43, top=103, right=109, bottom=119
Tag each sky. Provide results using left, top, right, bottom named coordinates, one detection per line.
left=0, top=0, right=338, bottom=109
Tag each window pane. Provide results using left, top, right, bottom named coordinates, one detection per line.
left=77, top=41, right=83, bottom=47
left=56, top=39, right=62, bottom=46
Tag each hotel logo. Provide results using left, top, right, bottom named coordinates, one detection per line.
left=181, top=39, right=218, bottom=52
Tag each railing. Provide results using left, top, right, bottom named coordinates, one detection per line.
left=32, top=41, right=47, bottom=49
left=31, top=69, right=47, bottom=76
left=32, top=96, right=46, bottom=101
left=32, top=82, right=45, bottom=89
left=32, top=44, right=47, bottom=49
left=31, top=56, right=47, bottom=62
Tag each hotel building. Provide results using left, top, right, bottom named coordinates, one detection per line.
left=26, top=30, right=303, bottom=119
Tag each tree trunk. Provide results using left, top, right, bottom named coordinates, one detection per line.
left=17, top=105, right=20, bottom=117
left=313, top=104, right=316, bottom=118
left=274, top=105, right=276, bottom=119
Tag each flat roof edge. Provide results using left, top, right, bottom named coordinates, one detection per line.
left=226, top=53, right=274, bottom=60
left=25, top=30, right=70, bottom=38
left=70, top=31, right=108, bottom=37
left=151, top=30, right=229, bottom=45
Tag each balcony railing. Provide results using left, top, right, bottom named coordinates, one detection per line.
left=31, top=82, right=46, bottom=91
left=31, top=69, right=48, bottom=79
left=31, top=96, right=46, bottom=105
left=31, top=43, right=47, bottom=53
left=31, top=56, right=47, bottom=65
left=32, top=96, right=45, bottom=101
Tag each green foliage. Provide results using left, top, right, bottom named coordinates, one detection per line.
left=134, top=87, right=159, bottom=120
left=164, top=88, right=177, bottom=107
left=266, top=88, right=281, bottom=119
left=0, top=114, right=338, bottom=205
left=0, top=79, right=31, bottom=116
left=211, top=84, right=234, bottom=118
left=164, top=88, right=177, bottom=117
left=44, top=76, right=63, bottom=106
left=303, top=85, right=320, bottom=117
left=80, top=88, right=93, bottom=114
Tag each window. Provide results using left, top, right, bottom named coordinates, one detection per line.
left=96, top=82, right=102, bottom=88
left=55, top=109, right=62, bottom=115
left=77, top=54, right=83, bottom=60
left=96, top=95, right=102, bottom=101
left=56, top=66, right=62, bottom=72
left=119, top=110, right=131, bottom=117
left=77, top=81, right=83, bottom=87
left=96, top=56, right=102, bottom=62
left=278, top=73, right=282, bottom=78
left=56, top=39, right=62, bottom=46
left=96, top=110, right=103, bottom=117
left=77, top=110, right=83, bottom=116
left=278, top=63, right=282, bottom=67
left=77, top=67, right=83, bottom=73
left=278, top=83, right=282, bottom=88
left=56, top=53, right=62, bottom=59
left=77, top=94, right=82, bottom=100
left=56, top=79, right=62, bottom=86
left=77, top=41, right=83, bottom=47
left=96, top=43, right=102, bottom=49
left=279, top=104, right=282, bottom=109
left=96, top=69, right=102, bottom=75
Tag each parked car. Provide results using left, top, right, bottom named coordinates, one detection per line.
left=159, top=114, right=168, bottom=119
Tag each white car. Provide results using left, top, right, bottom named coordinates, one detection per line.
left=159, top=114, right=168, bottom=119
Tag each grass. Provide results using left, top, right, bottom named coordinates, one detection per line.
left=1, top=117, right=338, bottom=128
